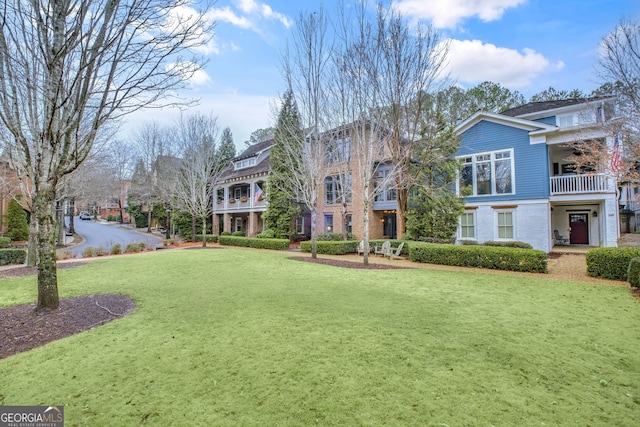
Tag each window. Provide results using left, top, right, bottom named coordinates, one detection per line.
left=324, top=214, right=333, bottom=234
left=295, top=216, right=304, bottom=235
left=460, top=212, right=475, bottom=239
left=234, top=157, right=256, bottom=170
left=457, top=149, right=514, bottom=196
left=497, top=211, right=514, bottom=239
left=346, top=214, right=352, bottom=234
left=324, top=175, right=352, bottom=205
left=326, top=137, right=351, bottom=164
left=557, top=114, right=574, bottom=128
left=374, top=168, right=396, bottom=202
left=235, top=218, right=243, bottom=233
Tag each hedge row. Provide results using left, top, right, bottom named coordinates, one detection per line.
left=195, top=234, right=218, bottom=243
left=218, top=236, right=289, bottom=250
left=0, top=248, right=26, bottom=266
left=409, top=242, right=547, bottom=273
left=300, top=240, right=359, bottom=255
left=586, top=247, right=640, bottom=280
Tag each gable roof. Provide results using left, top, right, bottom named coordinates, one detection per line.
left=233, top=138, right=273, bottom=161
left=501, top=96, right=614, bottom=118
left=454, top=110, right=556, bottom=136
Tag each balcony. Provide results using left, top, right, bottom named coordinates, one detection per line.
left=215, top=197, right=266, bottom=211
left=550, top=173, right=612, bottom=195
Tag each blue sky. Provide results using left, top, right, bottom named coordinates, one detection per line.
left=123, top=0, right=640, bottom=150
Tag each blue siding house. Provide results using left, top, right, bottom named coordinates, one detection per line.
left=454, top=98, right=619, bottom=253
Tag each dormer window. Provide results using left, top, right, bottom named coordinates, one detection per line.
left=557, top=114, right=575, bottom=128
left=234, top=157, right=256, bottom=170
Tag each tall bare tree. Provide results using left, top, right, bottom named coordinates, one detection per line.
left=173, top=112, right=231, bottom=246
left=280, top=7, right=332, bottom=258
left=370, top=2, right=448, bottom=239
left=0, top=0, right=213, bottom=311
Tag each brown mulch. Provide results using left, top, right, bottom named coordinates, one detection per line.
left=289, top=256, right=412, bottom=269
left=0, top=293, right=135, bottom=360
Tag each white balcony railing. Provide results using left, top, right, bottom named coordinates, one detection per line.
left=550, top=173, right=611, bottom=195
left=215, top=197, right=267, bottom=211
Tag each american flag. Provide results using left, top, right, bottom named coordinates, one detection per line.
left=611, top=134, right=621, bottom=173
left=254, top=183, right=263, bottom=203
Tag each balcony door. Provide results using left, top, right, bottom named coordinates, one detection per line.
left=569, top=213, right=589, bottom=245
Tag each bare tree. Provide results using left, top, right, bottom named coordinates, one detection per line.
left=280, top=7, right=333, bottom=258
left=0, top=0, right=213, bottom=311
left=370, top=2, right=448, bottom=239
left=172, top=112, right=229, bottom=246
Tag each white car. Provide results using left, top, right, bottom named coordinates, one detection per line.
left=79, top=211, right=91, bottom=220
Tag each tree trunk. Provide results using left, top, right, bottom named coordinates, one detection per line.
left=310, top=209, right=317, bottom=259
left=34, top=191, right=59, bottom=312
left=363, top=197, right=370, bottom=266
left=56, top=200, right=65, bottom=246
left=396, top=187, right=407, bottom=240
left=341, top=202, right=348, bottom=240
left=146, top=204, right=152, bottom=232
left=27, top=214, right=37, bottom=267
left=202, top=217, right=207, bottom=247
left=68, top=198, right=76, bottom=234
left=192, top=215, right=197, bottom=242
left=118, top=198, right=124, bottom=224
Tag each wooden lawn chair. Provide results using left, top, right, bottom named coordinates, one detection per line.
left=356, top=240, right=369, bottom=255
left=374, top=240, right=391, bottom=257
left=387, top=242, right=405, bottom=260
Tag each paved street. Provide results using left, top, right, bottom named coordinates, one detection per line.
left=66, top=217, right=164, bottom=258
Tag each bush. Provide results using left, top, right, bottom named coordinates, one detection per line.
left=257, top=229, right=276, bottom=239
left=0, top=248, right=26, bottom=265
left=300, top=240, right=359, bottom=255
left=221, top=231, right=232, bottom=236
left=483, top=240, right=532, bottom=249
left=586, top=247, right=640, bottom=280
left=82, top=246, right=106, bottom=257
left=5, top=198, right=29, bottom=241
left=409, top=242, right=547, bottom=273
left=317, top=233, right=355, bottom=241
left=195, top=234, right=218, bottom=243
left=218, top=236, right=290, bottom=250
left=232, top=231, right=245, bottom=237
left=627, top=257, right=640, bottom=287
left=56, top=249, right=76, bottom=260
left=110, top=243, right=122, bottom=255
left=0, top=236, right=11, bottom=248
left=125, top=243, right=142, bottom=253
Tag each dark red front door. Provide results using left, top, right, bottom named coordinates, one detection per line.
left=569, top=213, right=589, bottom=245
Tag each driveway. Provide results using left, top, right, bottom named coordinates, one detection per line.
left=67, top=218, right=163, bottom=258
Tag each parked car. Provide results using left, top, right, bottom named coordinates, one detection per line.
left=79, top=211, right=91, bottom=220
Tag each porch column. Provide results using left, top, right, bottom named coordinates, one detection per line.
left=223, top=213, right=232, bottom=234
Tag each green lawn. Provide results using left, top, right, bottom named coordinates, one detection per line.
left=1, top=248, right=639, bottom=426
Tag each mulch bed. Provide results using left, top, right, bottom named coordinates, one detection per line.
left=0, top=294, right=136, bottom=360
left=289, top=256, right=412, bottom=270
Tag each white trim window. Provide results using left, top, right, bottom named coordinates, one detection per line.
left=459, top=212, right=475, bottom=240
left=496, top=210, right=514, bottom=240
left=458, top=149, right=515, bottom=196
left=295, top=216, right=304, bottom=235
left=234, top=157, right=256, bottom=170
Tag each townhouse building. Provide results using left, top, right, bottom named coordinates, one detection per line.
left=454, top=98, right=620, bottom=252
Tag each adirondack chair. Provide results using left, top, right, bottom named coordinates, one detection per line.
left=387, top=242, right=405, bottom=260
left=374, top=240, right=391, bottom=257
left=356, top=240, right=370, bottom=255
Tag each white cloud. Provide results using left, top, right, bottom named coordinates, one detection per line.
left=165, top=62, right=212, bottom=87
left=207, top=7, right=252, bottom=29
left=442, top=39, right=564, bottom=88
left=392, top=0, right=527, bottom=29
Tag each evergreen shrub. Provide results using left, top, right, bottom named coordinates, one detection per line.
left=587, top=247, right=640, bottom=280
left=219, top=236, right=289, bottom=250
left=627, top=257, right=640, bottom=287
left=232, top=231, right=245, bottom=237
left=300, top=240, right=359, bottom=255
left=410, top=242, right=547, bottom=273
left=195, top=234, right=218, bottom=243
left=483, top=240, right=532, bottom=249
left=110, top=243, right=122, bottom=255
left=0, top=248, right=26, bottom=265
left=5, top=198, right=29, bottom=241
left=0, top=237, right=11, bottom=248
